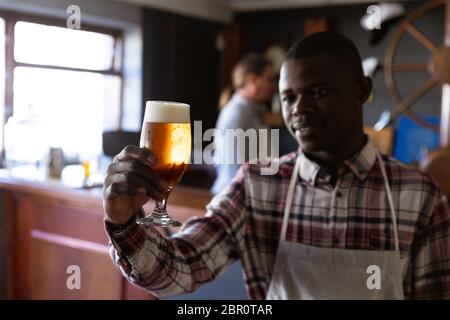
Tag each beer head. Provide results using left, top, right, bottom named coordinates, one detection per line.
left=144, top=101, right=190, bottom=123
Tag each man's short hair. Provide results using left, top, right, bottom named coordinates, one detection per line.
left=285, top=32, right=364, bottom=79
left=232, top=53, right=272, bottom=89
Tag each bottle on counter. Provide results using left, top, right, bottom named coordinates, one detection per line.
left=48, top=147, right=64, bottom=179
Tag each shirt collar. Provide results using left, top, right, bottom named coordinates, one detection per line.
left=297, top=138, right=378, bottom=184
left=343, top=138, right=378, bottom=180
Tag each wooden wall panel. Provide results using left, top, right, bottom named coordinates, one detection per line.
left=142, top=8, right=222, bottom=131
left=29, top=230, right=121, bottom=300
left=15, top=195, right=108, bottom=245
left=123, top=281, right=154, bottom=300
left=13, top=198, right=35, bottom=299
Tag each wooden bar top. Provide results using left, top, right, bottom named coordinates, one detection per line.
left=0, top=166, right=213, bottom=221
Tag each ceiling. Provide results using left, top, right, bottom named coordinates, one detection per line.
left=229, top=0, right=410, bottom=11
left=115, top=0, right=411, bottom=23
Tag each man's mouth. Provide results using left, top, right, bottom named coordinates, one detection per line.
left=292, top=119, right=326, bottom=132
left=291, top=119, right=326, bottom=140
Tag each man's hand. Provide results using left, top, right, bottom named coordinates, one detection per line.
left=103, top=145, right=168, bottom=225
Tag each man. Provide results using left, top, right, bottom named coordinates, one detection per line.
left=212, top=53, right=277, bottom=194
left=103, top=32, right=450, bottom=299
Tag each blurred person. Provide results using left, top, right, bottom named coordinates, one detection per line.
left=212, top=53, right=277, bottom=194
left=218, top=84, right=234, bottom=110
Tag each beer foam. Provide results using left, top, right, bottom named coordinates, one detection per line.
left=144, top=101, right=190, bottom=123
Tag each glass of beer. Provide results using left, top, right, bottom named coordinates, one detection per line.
left=136, top=101, right=191, bottom=227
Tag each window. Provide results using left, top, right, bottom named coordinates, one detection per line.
left=0, top=13, right=123, bottom=166
left=0, top=18, right=5, bottom=156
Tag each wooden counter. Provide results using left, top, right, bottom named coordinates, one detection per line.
left=0, top=169, right=212, bottom=300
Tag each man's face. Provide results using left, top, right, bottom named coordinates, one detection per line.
left=253, top=64, right=277, bottom=102
left=279, top=54, right=367, bottom=154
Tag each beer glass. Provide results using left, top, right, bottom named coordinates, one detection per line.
left=136, top=101, right=191, bottom=227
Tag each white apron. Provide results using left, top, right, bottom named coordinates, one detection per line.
left=266, top=152, right=408, bottom=300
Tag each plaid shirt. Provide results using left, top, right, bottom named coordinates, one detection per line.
left=105, top=140, right=450, bottom=299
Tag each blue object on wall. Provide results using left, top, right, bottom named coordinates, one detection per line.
left=393, top=115, right=440, bottom=164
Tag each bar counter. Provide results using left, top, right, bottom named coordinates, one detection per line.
left=0, top=167, right=212, bottom=299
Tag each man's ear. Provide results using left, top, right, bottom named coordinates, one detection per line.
left=359, top=76, right=373, bottom=104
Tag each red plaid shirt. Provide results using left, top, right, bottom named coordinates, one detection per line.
left=105, top=141, right=450, bottom=299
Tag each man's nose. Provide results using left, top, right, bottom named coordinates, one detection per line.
left=292, top=95, right=314, bottom=116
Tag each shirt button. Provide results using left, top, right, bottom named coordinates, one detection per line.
left=336, top=191, right=343, bottom=198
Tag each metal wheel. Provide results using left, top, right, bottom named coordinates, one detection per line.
left=384, top=0, right=450, bottom=132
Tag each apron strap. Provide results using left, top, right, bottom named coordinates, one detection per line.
left=280, top=156, right=301, bottom=241
left=375, top=152, right=400, bottom=252
left=280, top=151, right=400, bottom=252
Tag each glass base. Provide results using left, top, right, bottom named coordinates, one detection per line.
left=136, top=213, right=181, bottom=228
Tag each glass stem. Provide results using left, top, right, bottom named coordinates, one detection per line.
left=153, top=198, right=168, bottom=216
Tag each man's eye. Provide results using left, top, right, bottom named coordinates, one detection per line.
left=282, top=94, right=297, bottom=104
left=311, top=87, right=329, bottom=98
